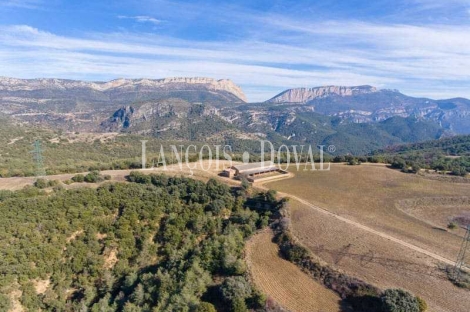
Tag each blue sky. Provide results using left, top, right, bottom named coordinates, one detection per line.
left=0, top=0, right=469, bottom=101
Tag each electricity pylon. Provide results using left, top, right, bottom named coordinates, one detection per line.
left=454, top=225, right=470, bottom=280
left=32, top=140, right=46, bottom=177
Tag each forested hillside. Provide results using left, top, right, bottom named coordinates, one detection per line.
left=0, top=117, right=259, bottom=178
left=378, top=135, right=470, bottom=156
left=1, top=76, right=465, bottom=158
left=0, top=174, right=281, bottom=311
left=369, top=135, right=470, bottom=176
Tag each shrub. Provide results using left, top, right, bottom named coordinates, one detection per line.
left=104, top=175, right=112, bottom=181
left=346, top=156, right=361, bottom=165
left=416, top=296, right=427, bottom=312
left=411, top=164, right=421, bottom=174
left=0, top=294, right=11, bottom=311
left=391, top=158, right=406, bottom=170
left=285, top=244, right=309, bottom=263
left=195, top=302, right=216, bottom=312
left=447, top=222, right=458, bottom=230
left=231, top=297, right=248, bottom=312
left=84, top=171, right=103, bottom=183
left=53, top=185, right=64, bottom=192
left=266, top=190, right=277, bottom=203
left=127, top=171, right=151, bottom=184
left=247, top=288, right=266, bottom=309
left=72, top=174, right=85, bottom=183
left=220, top=277, right=252, bottom=302
left=381, top=289, right=419, bottom=312
left=34, top=178, right=48, bottom=189
left=444, top=265, right=470, bottom=289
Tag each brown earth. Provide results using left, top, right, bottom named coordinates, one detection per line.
left=246, top=230, right=344, bottom=312
left=265, top=163, right=470, bottom=263
left=287, top=200, right=470, bottom=312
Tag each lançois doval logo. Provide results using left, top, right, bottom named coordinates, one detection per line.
left=140, top=140, right=333, bottom=175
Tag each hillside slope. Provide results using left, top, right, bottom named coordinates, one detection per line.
left=0, top=78, right=465, bottom=156
left=0, top=77, right=246, bottom=132
left=267, top=86, right=470, bottom=134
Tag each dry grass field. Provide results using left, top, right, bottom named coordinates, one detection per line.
left=265, top=163, right=470, bottom=312
left=246, top=230, right=345, bottom=312
left=266, top=163, right=469, bottom=262
left=396, top=197, right=470, bottom=237
left=287, top=200, right=470, bottom=312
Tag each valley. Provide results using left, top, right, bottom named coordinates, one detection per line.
left=0, top=76, right=469, bottom=312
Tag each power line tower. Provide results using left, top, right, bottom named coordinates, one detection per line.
left=454, top=225, right=470, bottom=280
left=32, top=140, right=46, bottom=177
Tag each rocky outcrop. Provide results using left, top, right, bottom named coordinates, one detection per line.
left=0, top=76, right=247, bottom=102
left=267, top=85, right=378, bottom=104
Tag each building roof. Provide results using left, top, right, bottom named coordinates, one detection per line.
left=232, top=161, right=275, bottom=172
left=241, top=166, right=278, bottom=176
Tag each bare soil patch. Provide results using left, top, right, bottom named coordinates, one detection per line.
left=33, top=278, right=50, bottom=295
left=246, top=229, right=343, bottom=312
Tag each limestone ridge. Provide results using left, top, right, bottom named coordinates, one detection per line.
left=267, top=85, right=378, bottom=103
left=0, top=77, right=247, bottom=102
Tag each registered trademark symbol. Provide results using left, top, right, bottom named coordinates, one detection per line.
left=328, top=145, right=336, bottom=153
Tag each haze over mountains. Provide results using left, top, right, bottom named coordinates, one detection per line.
left=1, top=76, right=469, bottom=154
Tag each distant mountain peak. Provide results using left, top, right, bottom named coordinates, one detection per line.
left=0, top=76, right=247, bottom=102
left=267, top=85, right=379, bottom=104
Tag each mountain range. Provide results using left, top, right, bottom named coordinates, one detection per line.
left=267, top=85, right=470, bottom=133
left=1, top=76, right=469, bottom=154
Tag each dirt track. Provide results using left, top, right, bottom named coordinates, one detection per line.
left=256, top=175, right=457, bottom=267
left=282, top=192, right=455, bottom=266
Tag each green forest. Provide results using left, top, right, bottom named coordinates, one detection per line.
left=0, top=173, right=283, bottom=312
left=369, top=135, right=470, bottom=176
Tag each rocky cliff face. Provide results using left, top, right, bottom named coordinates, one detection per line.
left=267, top=85, right=378, bottom=103
left=0, top=76, right=247, bottom=131
left=265, top=85, right=470, bottom=134
left=0, top=77, right=247, bottom=102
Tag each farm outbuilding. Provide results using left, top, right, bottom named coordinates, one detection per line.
left=221, top=162, right=289, bottom=182
left=232, top=162, right=278, bottom=176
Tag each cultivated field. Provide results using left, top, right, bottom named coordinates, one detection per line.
left=265, top=163, right=470, bottom=312
left=246, top=230, right=344, bottom=312
left=266, top=163, right=469, bottom=261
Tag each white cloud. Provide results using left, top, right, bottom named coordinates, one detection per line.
left=0, top=0, right=42, bottom=9
left=118, top=15, right=162, bottom=25
left=1, top=21, right=470, bottom=101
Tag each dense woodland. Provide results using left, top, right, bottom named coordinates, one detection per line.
left=368, top=135, right=470, bottom=176
left=0, top=173, right=282, bottom=312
